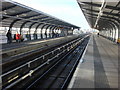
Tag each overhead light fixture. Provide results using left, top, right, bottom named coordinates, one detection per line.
left=30, top=17, right=35, bottom=19
left=3, top=10, right=7, bottom=14
left=16, top=15, right=19, bottom=17
left=21, top=14, right=27, bottom=16
left=94, top=0, right=107, bottom=28
left=99, top=11, right=103, bottom=16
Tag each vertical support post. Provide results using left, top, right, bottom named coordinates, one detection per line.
left=35, top=23, right=44, bottom=39
left=29, top=22, right=37, bottom=40
left=8, top=19, right=20, bottom=41
left=20, top=21, right=30, bottom=40
left=49, top=26, right=54, bottom=38
left=41, top=24, right=48, bottom=39
left=45, top=25, right=51, bottom=39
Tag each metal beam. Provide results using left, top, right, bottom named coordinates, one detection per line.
left=2, top=5, right=16, bottom=11
left=35, top=23, right=44, bottom=39
left=80, top=2, right=120, bottom=11
left=21, top=14, right=42, bottom=19
left=33, top=16, right=49, bottom=21
left=52, top=26, right=57, bottom=38
left=40, top=18, right=53, bottom=22
left=44, top=25, right=52, bottom=38
left=2, top=10, right=31, bottom=20
left=8, top=19, right=20, bottom=31
left=49, top=25, right=54, bottom=38
left=20, top=21, right=30, bottom=35
left=11, top=10, right=31, bottom=17
left=54, top=27, right=58, bottom=32
left=46, top=19, right=56, bottom=23
left=35, top=23, right=44, bottom=32
left=87, top=15, right=119, bottom=31
left=85, top=12, right=120, bottom=23
left=28, top=22, right=37, bottom=35
left=45, top=25, right=51, bottom=32
left=82, top=8, right=119, bottom=17
left=40, top=24, right=49, bottom=39
left=2, top=14, right=60, bottom=27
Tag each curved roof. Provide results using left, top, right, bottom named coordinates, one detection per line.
left=1, top=0, right=79, bottom=29
left=77, top=0, right=120, bottom=31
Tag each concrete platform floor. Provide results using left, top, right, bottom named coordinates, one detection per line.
left=68, top=35, right=119, bottom=89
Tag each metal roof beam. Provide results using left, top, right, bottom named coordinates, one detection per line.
left=22, top=14, right=42, bottom=19
left=2, top=0, right=79, bottom=29
left=32, top=16, right=49, bottom=20
left=45, top=25, right=52, bottom=31
left=2, top=14, right=58, bottom=27
left=46, top=19, right=56, bottom=23
left=20, top=21, right=30, bottom=35
left=94, top=0, right=107, bottom=28
left=2, top=14, right=41, bottom=20
left=28, top=22, right=37, bottom=35
left=85, top=12, right=120, bottom=23
left=8, top=19, right=20, bottom=31
left=40, top=18, right=53, bottom=22
left=2, top=10, right=31, bottom=20
left=82, top=8, right=119, bottom=17
left=81, top=2, right=120, bottom=11
left=87, top=15, right=119, bottom=30
left=11, top=10, right=31, bottom=16
left=2, top=5, right=16, bottom=11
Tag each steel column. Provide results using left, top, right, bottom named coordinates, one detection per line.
left=40, top=24, right=49, bottom=39
left=35, top=23, right=44, bottom=39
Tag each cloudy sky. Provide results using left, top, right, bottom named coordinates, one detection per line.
left=12, top=0, right=90, bottom=30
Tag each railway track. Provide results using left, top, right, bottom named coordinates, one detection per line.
left=1, top=34, right=90, bottom=89
left=2, top=35, right=80, bottom=74
left=26, top=36, right=90, bottom=89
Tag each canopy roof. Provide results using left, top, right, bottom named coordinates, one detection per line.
left=1, top=0, right=79, bottom=29
left=77, top=0, right=120, bottom=31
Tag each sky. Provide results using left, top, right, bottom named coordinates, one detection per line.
left=12, top=0, right=91, bottom=30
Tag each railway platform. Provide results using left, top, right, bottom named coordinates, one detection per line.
left=1, top=35, right=79, bottom=62
left=1, top=0, right=120, bottom=89
left=1, top=36, right=64, bottom=51
left=68, top=35, right=119, bottom=89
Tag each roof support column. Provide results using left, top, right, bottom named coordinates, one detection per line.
left=49, top=26, right=53, bottom=38
left=29, top=22, right=37, bottom=40
left=56, top=28, right=60, bottom=37
left=49, top=26, right=54, bottom=38
left=118, top=24, right=120, bottom=39
left=45, top=25, right=51, bottom=39
left=118, top=29, right=120, bottom=38
left=41, top=24, right=48, bottom=39
left=60, top=28, right=64, bottom=36
left=35, top=23, right=44, bottom=39
left=54, top=27, right=59, bottom=37
left=110, top=29, right=113, bottom=40
left=110, top=22, right=117, bottom=42
left=20, top=21, right=30, bottom=40
left=53, top=26, right=58, bottom=38
left=8, top=19, right=20, bottom=33
left=108, top=22, right=118, bottom=42
left=68, top=27, right=73, bottom=35
left=111, top=28, right=115, bottom=41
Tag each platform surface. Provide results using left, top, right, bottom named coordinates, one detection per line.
left=68, top=35, right=119, bottom=89
left=1, top=38, right=56, bottom=51
left=1, top=36, right=71, bottom=52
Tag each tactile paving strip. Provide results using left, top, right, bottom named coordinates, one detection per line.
left=93, top=36, right=110, bottom=88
